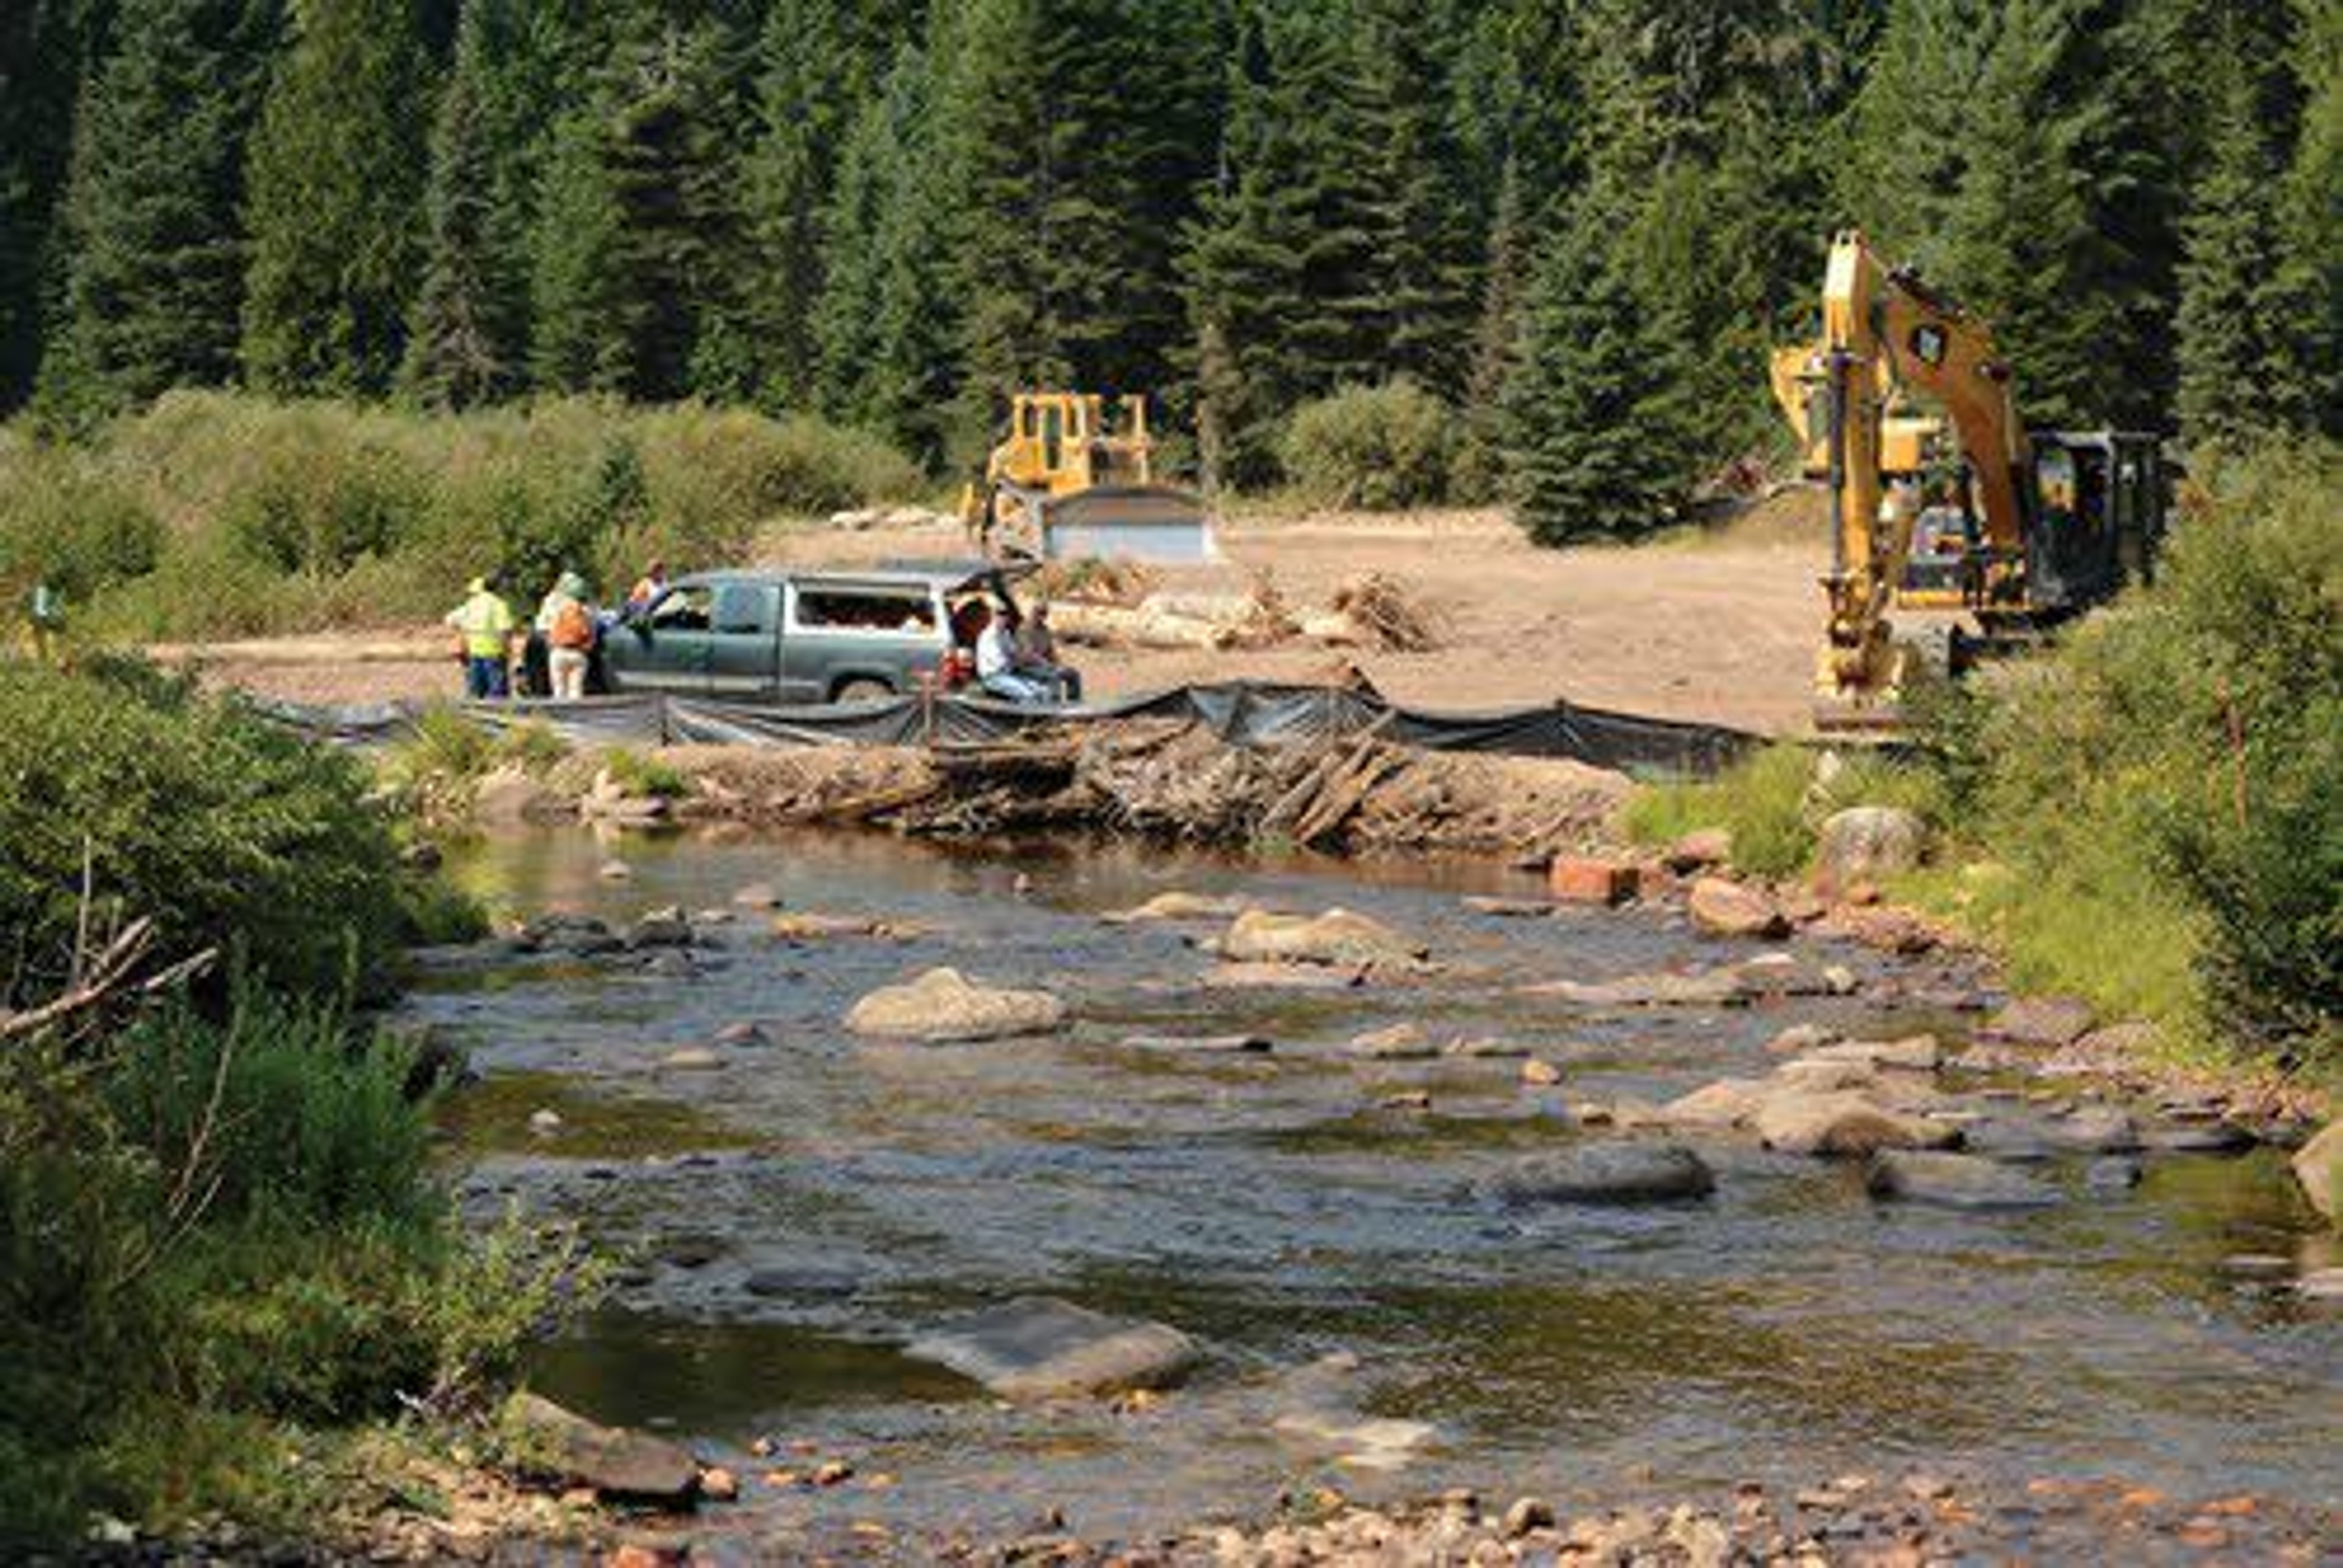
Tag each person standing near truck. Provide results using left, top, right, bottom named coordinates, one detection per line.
left=445, top=576, right=515, bottom=700
left=539, top=571, right=596, bottom=700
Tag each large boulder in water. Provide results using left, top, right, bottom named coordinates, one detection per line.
left=1866, top=1151, right=2059, bottom=1210
left=1755, top=1089, right=1959, bottom=1157
left=1815, top=806, right=1927, bottom=891
left=1221, top=907, right=1426, bottom=968
left=907, top=1297, right=1197, bottom=1399
left=1484, top=1142, right=1716, bottom=1205
left=1101, top=891, right=1251, bottom=924
left=845, top=966, right=1065, bottom=1041
left=1982, top=994, right=2096, bottom=1048
left=503, top=1392, right=700, bottom=1503
left=2292, top=1120, right=2342, bottom=1223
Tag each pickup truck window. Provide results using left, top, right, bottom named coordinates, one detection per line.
left=650, top=586, right=713, bottom=631
left=714, top=582, right=778, bottom=635
left=793, top=586, right=938, bottom=635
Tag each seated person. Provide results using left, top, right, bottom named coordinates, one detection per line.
left=974, top=601, right=1052, bottom=704
left=1013, top=600, right=1081, bottom=702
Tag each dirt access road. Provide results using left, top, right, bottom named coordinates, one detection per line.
left=173, top=494, right=1834, bottom=736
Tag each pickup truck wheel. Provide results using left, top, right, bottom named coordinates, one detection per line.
left=830, top=677, right=895, bottom=705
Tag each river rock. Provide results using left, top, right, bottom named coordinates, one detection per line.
left=1766, top=1023, right=1840, bottom=1056
left=597, top=859, right=635, bottom=882
left=1523, top=969, right=1748, bottom=1008
left=1101, top=891, right=1251, bottom=924
left=2291, top=1120, right=2341, bottom=1221
left=771, top=912, right=905, bottom=940
left=1660, top=1077, right=1771, bottom=1129
left=1688, top=878, right=1790, bottom=939
left=528, top=1107, right=564, bottom=1137
left=846, top=967, right=1066, bottom=1041
left=2046, top=1105, right=2141, bottom=1153
left=2295, top=1268, right=2343, bottom=1302
left=660, top=1046, right=723, bottom=1071
left=2086, top=1155, right=2145, bottom=1192
left=504, top=1392, right=700, bottom=1503
left=907, top=1297, right=1197, bottom=1398
left=1445, top=1035, right=1528, bottom=1059
left=1807, top=1034, right=1942, bottom=1072
left=628, top=907, right=695, bottom=948
left=732, top=881, right=783, bottom=909
left=1462, top=896, right=1557, bottom=918
left=1867, top=1151, right=2058, bottom=1210
left=2142, top=1120, right=2258, bottom=1154
left=1121, top=1032, right=1272, bottom=1054
left=1203, top=962, right=1366, bottom=991
left=1984, top=995, right=2096, bottom=1048
left=1755, top=1090, right=1960, bottom=1157
left=713, top=1021, right=769, bottom=1048
left=1521, top=1058, right=1563, bottom=1087
left=1222, top=907, right=1427, bottom=968
left=475, top=764, right=562, bottom=826
left=1549, top=856, right=1636, bottom=906
left=1349, top=1022, right=1437, bottom=1060
left=1665, top=828, right=1733, bottom=872
left=1816, top=807, right=1926, bottom=891
left=1731, top=954, right=1836, bottom=996
left=1485, top=1142, right=1716, bottom=1205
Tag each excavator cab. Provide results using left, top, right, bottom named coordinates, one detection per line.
left=2023, top=433, right=2166, bottom=614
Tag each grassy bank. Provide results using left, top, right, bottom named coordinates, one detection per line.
left=0, top=658, right=592, bottom=1547
left=0, top=392, right=924, bottom=643
left=1628, top=441, right=2339, bottom=1085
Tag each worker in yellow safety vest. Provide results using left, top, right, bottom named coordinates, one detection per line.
left=444, top=576, right=516, bottom=700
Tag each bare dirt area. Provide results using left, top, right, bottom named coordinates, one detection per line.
left=157, top=494, right=1834, bottom=734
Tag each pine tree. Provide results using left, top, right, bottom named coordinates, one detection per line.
left=0, top=0, right=97, bottom=411
left=527, top=20, right=752, bottom=403
left=815, top=44, right=962, bottom=466
left=2280, top=0, right=2341, bottom=437
left=2176, top=45, right=2317, bottom=449
left=935, top=0, right=1214, bottom=453
left=1455, top=152, right=1530, bottom=498
left=38, top=0, right=283, bottom=422
left=1184, top=9, right=1321, bottom=490
left=240, top=0, right=431, bottom=396
left=1351, top=0, right=1478, bottom=397
left=1506, top=190, right=1699, bottom=544
left=403, top=0, right=521, bottom=408
left=738, top=0, right=912, bottom=409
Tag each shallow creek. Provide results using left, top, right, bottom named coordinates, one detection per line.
left=407, top=828, right=2339, bottom=1545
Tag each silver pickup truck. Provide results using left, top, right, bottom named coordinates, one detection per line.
left=602, top=566, right=1001, bottom=703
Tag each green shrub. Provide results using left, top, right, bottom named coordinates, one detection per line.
left=1623, top=744, right=1940, bottom=880
left=1915, top=440, right=2340, bottom=1070
left=15, top=392, right=924, bottom=641
left=0, top=442, right=164, bottom=604
left=1279, top=381, right=1455, bottom=510
left=0, top=659, right=406, bottom=1004
left=0, top=998, right=602, bottom=1542
left=602, top=745, right=690, bottom=800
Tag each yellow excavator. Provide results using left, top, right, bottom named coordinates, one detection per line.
left=959, top=392, right=1217, bottom=564
left=1773, top=231, right=2168, bottom=728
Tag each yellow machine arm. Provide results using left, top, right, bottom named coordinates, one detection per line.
left=1778, top=231, right=2033, bottom=711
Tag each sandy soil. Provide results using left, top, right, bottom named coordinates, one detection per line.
left=161, top=494, right=1838, bottom=735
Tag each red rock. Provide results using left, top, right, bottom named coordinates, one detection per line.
left=1688, top=877, right=1789, bottom=939
left=1549, top=857, right=1636, bottom=905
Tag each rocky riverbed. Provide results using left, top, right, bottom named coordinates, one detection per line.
left=378, top=825, right=2338, bottom=1564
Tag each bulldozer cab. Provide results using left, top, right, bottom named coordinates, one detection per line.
left=964, top=391, right=1216, bottom=564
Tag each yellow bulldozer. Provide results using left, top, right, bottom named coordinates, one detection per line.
left=1773, top=231, right=2169, bottom=728
left=958, top=392, right=1217, bottom=564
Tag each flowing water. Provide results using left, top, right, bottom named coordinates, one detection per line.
left=408, top=828, right=2339, bottom=1547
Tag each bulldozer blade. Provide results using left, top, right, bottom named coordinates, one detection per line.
left=1810, top=697, right=1909, bottom=737
left=1041, top=485, right=1218, bottom=565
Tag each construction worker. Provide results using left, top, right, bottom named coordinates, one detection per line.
left=625, top=558, right=669, bottom=614
left=538, top=571, right=596, bottom=701
left=444, top=576, right=516, bottom=700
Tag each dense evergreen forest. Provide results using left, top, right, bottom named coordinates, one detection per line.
left=1, top=0, right=2334, bottom=538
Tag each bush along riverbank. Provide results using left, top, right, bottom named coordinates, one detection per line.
left=0, top=392, right=923, bottom=645
left=0, top=657, right=608, bottom=1552
left=1624, top=441, right=2339, bottom=1123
